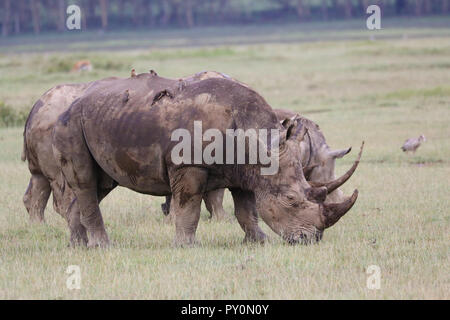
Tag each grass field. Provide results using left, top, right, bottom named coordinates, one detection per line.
left=0, top=19, right=449, bottom=299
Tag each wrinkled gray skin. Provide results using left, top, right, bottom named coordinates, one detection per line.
left=50, top=73, right=358, bottom=248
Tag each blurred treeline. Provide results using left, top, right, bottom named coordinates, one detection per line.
left=1, top=0, right=449, bottom=36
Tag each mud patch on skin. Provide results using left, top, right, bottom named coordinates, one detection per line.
left=115, top=150, right=140, bottom=185
left=194, top=93, right=213, bottom=106
left=179, top=191, right=192, bottom=208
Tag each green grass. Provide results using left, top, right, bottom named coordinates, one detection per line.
left=0, top=22, right=449, bottom=299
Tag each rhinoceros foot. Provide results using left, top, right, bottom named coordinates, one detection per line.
left=69, top=228, right=88, bottom=247
left=243, top=230, right=267, bottom=244
left=173, top=235, right=199, bottom=248
left=87, top=230, right=110, bottom=248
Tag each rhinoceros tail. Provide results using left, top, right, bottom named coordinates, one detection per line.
left=21, top=110, right=32, bottom=162
left=21, top=130, right=27, bottom=162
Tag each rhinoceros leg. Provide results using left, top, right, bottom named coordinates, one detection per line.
left=67, top=184, right=109, bottom=248
left=23, top=173, right=51, bottom=223
left=169, top=167, right=207, bottom=246
left=161, top=195, right=171, bottom=216
left=230, top=188, right=267, bottom=243
left=65, top=179, right=117, bottom=247
left=50, top=174, right=75, bottom=219
left=162, top=190, right=227, bottom=220
left=53, top=125, right=110, bottom=248
left=66, top=198, right=88, bottom=247
left=203, top=189, right=227, bottom=220
left=50, top=177, right=87, bottom=246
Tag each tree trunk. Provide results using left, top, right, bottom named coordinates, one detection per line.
left=57, top=0, right=66, bottom=32
left=31, top=0, right=41, bottom=34
left=443, top=0, right=449, bottom=13
left=174, top=1, right=184, bottom=27
left=344, top=0, right=352, bottom=18
left=18, top=0, right=26, bottom=33
left=321, top=0, right=328, bottom=20
left=331, top=0, right=339, bottom=18
left=99, top=0, right=108, bottom=30
left=81, top=0, right=87, bottom=30
left=144, top=0, right=154, bottom=27
left=118, top=0, right=126, bottom=21
left=363, top=0, right=370, bottom=10
left=160, top=0, right=171, bottom=26
left=217, top=0, right=229, bottom=22
left=395, top=0, right=407, bottom=14
left=185, top=0, right=194, bottom=28
left=296, top=0, right=310, bottom=21
left=87, top=0, right=96, bottom=21
left=12, top=0, right=24, bottom=34
left=132, top=0, right=142, bottom=26
left=14, top=12, right=20, bottom=34
left=415, top=0, right=423, bottom=15
left=2, top=0, right=11, bottom=37
left=424, top=0, right=432, bottom=14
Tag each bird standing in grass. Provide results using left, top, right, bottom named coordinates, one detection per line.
left=131, top=69, right=137, bottom=77
left=401, top=135, right=426, bottom=154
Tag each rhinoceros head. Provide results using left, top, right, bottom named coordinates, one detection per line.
left=279, top=114, right=363, bottom=204
left=306, top=145, right=351, bottom=202
left=253, top=119, right=359, bottom=244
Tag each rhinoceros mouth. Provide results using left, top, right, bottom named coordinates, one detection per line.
left=284, top=228, right=324, bottom=245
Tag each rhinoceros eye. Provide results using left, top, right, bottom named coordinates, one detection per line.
left=285, top=193, right=300, bottom=207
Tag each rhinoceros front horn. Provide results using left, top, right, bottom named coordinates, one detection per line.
left=309, top=141, right=364, bottom=194
left=322, top=189, right=358, bottom=228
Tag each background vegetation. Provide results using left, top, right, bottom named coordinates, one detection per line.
left=1, top=0, right=449, bottom=36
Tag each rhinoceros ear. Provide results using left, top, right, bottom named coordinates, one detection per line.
left=280, top=118, right=291, bottom=129
left=276, top=116, right=304, bottom=149
left=287, top=121, right=307, bottom=144
left=328, top=147, right=352, bottom=159
left=280, top=114, right=299, bottom=129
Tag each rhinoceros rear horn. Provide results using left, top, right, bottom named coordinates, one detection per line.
left=309, top=141, right=364, bottom=193
left=306, top=186, right=328, bottom=203
left=322, top=189, right=358, bottom=228
left=329, top=147, right=352, bottom=159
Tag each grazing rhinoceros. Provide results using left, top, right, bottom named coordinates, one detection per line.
left=21, top=70, right=357, bottom=224
left=161, top=108, right=364, bottom=218
left=51, top=73, right=358, bottom=247
left=22, top=71, right=360, bottom=245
